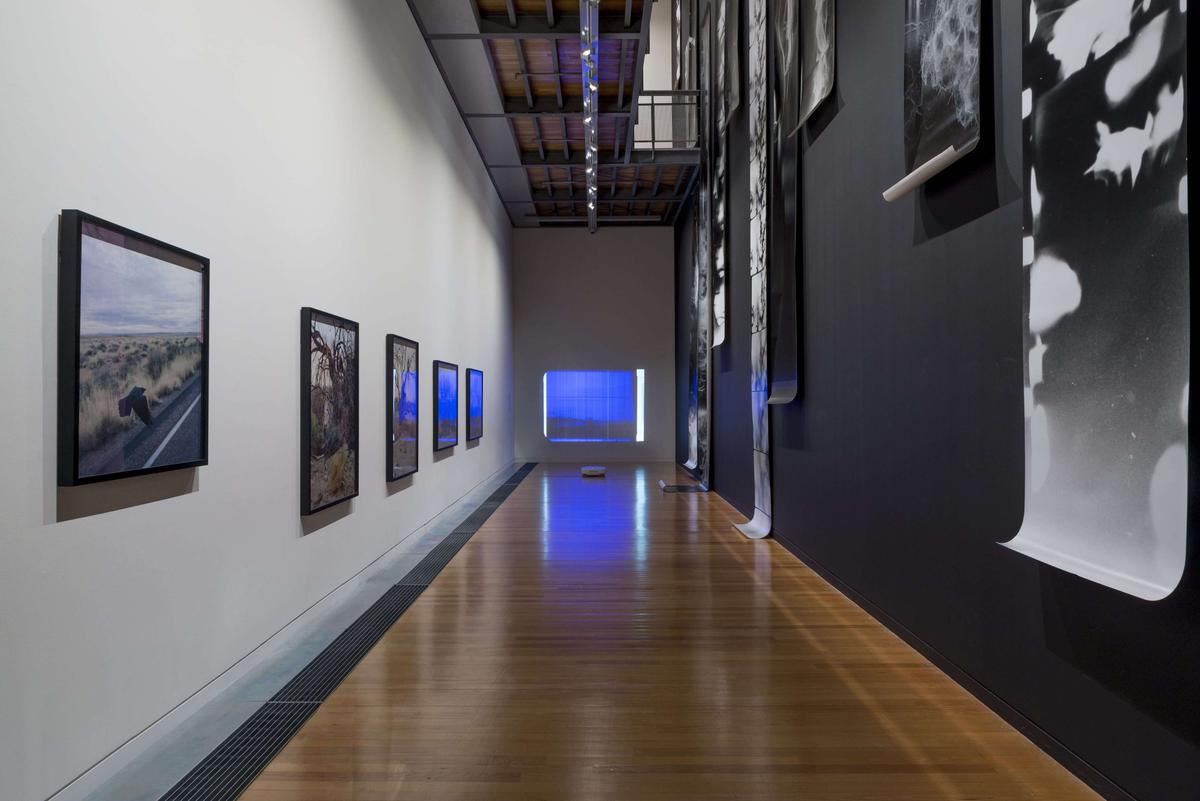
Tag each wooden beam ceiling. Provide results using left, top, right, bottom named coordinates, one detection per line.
left=409, top=0, right=693, bottom=227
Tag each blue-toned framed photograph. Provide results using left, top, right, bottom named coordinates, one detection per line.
left=433, top=360, right=458, bottom=451
left=466, top=368, right=483, bottom=441
left=387, top=335, right=419, bottom=480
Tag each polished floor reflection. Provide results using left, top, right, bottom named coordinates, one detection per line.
left=240, top=464, right=1097, bottom=801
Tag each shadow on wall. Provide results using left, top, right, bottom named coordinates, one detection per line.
left=57, top=470, right=199, bottom=523
left=301, top=497, right=353, bottom=537
left=343, top=0, right=503, bottom=233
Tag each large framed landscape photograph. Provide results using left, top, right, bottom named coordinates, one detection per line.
left=387, top=335, right=419, bottom=481
left=433, top=360, right=458, bottom=451
left=58, top=210, right=209, bottom=486
left=466, top=368, right=483, bottom=441
left=302, top=307, right=359, bottom=515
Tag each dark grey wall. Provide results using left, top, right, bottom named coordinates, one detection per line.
left=676, top=2, right=1199, bottom=800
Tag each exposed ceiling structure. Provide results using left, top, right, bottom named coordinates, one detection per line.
left=407, top=0, right=699, bottom=229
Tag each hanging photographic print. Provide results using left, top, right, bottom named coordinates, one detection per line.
left=727, top=0, right=742, bottom=120
left=683, top=7, right=714, bottom=486
left=1005, top=0, right=1188, bottom=600
left=302, top=308, right=359, bottom=515
left=712, top=0, right=730, bottom=348
left=387, top=335, right=419, bottom=482
left=737, top=0, right=772, bottom=539
left=796, top=0, right=835, bottom=129
left=466, top=368, right=483, bottom=441
left=434, top=360, right=459, bottom=451
left=769, top=0, right=801, bottom=404
left=57, top=211, right=209, bottom=486
left=883, top=0, right=981, bottom=201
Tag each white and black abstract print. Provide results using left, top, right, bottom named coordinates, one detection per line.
left=903, top=0, right=982, bottom=174
left=713, top=0, right=730, bottom=348
left=738, top=0, right=773, bottom=538
left=796, top=0, right=835, bottom=129
left=1005, top=0, right=1188, bottom=600
left=685, top=205, right=712, bottom=483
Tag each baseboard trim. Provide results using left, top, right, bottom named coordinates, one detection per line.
left=768, top=531, right=1139, bottom=801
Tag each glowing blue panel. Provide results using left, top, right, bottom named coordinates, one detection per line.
left=543, top=370, right=639, bottom=442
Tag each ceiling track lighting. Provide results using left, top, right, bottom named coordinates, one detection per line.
left=580, top=0, right=600, bottom=233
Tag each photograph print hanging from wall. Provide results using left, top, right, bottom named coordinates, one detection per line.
left=796, top=0, right=835, bottom=130
left=727, top=0, right=742, bottom=121
left=466, top=368, right=483, bottom=441
left=58, top=211, right=209, bottom=486
left=884, top=0, right=981, bottom=201
left=768, top=0, right=801, bottom=404
left=712, top=0, right=730, bottom=348
left=302, top=308, right=359, bottom=515
left=737, top=0, right=773, bottom=539
left=387, top=335, right=419, bottom=481
left=1005, top=0, right=1188, bottom=600
left=434, top=360, right=459, bottom=451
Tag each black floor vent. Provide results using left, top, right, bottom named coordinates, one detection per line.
left=159, top=701, right=319, bottom=801
left=270, top=583, right=425, bottom=703
left=441, top=530, right=474, bottom=549
left=156, top=463, right=536, bottom=801
left=397, top=542, right=462, bottom=586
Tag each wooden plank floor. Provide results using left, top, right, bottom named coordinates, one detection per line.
left=240, top=464, right=1098, bottom=801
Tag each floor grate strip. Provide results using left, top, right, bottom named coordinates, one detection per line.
left=155, top=463, right=536, bottom=801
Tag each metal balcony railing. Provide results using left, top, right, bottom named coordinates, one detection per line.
left=633, top=90, right=701, bottom=154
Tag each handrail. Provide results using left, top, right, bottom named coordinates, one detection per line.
left=633, top=89, right=702, bottom=155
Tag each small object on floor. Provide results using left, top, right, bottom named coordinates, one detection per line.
left=581, top=465, right=607, bottom=477
left=659, top=479, right=709, bottom=493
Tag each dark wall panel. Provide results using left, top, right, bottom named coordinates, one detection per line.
left=681, top=1, right=1200, bottom=800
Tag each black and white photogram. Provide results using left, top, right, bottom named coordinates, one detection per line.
left=727, top=0, right=742, bottom=119
left=684, top=207, right=712, bottom=484
left=738, top=0, right=772, bottom=539
left=889, top=0, right=981, bottom=196
left=769, top=0, right=801, bottom=404
left=712, top=0, right=730, bottom=347
left=1006, top=0, right=1188, bottom=600
left=796, top=0, right=835, bottom=129
left=773, top=0, right=800, bottom=137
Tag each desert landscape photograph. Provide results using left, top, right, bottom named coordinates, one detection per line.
left=74, top=222, right=206, bottom=480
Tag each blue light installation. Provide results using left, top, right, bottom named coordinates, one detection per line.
left=543, top=370, right=645, bottom=442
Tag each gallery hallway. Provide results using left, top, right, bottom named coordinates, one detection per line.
left=238, top=464, right=1097, bottom=801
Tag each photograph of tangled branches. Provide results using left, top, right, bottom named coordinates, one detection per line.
left=302, top=308, right=359, bottom=514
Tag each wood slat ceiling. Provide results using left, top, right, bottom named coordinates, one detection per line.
left=409, top=0, right=696, bottom=226
left=476, top=0, right=644, bottom=14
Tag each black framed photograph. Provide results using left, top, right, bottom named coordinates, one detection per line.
left=466, top=368, right=483, bottom=441
left=302, top=307, right=359, bottom=515
left=433, top=360, right=458, bottom=451
left=387, top=335, right=419, bottom=481
left=57, top=210, right=209, bottom=486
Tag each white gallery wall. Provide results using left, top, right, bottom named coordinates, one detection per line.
left=512, top=227, right=675, bottom=463
left=0, top=3, right=514, bottom=800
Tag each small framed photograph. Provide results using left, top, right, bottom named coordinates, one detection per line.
left=433, top=360, right=459, bottom=451
left=58, top=210, right=209, bottom=486
left=466, top=368, right=483, bottom=441
left=302, top=307, right=359, bottom=515
left=387, top=335, right=419, bottom=481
